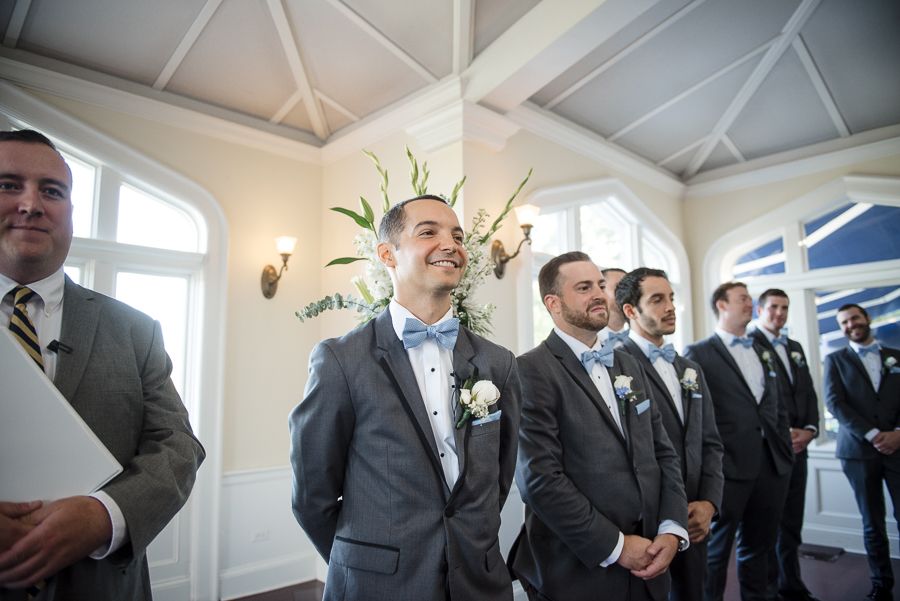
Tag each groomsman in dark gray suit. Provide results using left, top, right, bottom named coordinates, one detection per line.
left=824, top=304, right=900, bottom=601
left=684, top=282, right=793, bottom=601
left=510, top=252, right=688, bottom=601
left=290, top=195, right=521, bottom=600
left=616, top=268, right=724, bottom=601
left=0, top=130, right=204, bottom=600
left=749, top=289, right=820, bottom=601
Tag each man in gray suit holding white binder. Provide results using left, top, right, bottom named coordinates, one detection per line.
left=0, top=130, right=204, bottom=601
left=290, top=195, right=521, bottom=600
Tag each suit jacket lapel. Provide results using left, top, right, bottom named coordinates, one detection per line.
left=844, top=347, right=876, bottom=393
left=54, top=278, right=100, bottom=401
left=623, top=337, right=683, bottom=434
left=376, top=308, right=450, bottom=495
left=710, top=334, right=755, bottom=399
left=448, top=329, right=477, bottom=501
left=672, top=355, right=693, bottom=431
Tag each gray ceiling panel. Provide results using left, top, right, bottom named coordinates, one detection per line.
left=18, top=0, right=208, bottom=85
left=164, top=0, right=297, bottom=121
left=473, top=0, right=541, bottom=57
left=659, top=150, right=695, bottom=176
left=321, top=102, right=354, bottom=134
left=280, top=99, right=314, bottom=133
left=0, top=2, right=16, bottom=38
left=728, top=47, right=838, bottom=160
left=699, top=141, right=737, bottom=172
left=800, top=0, right=900, bottom=134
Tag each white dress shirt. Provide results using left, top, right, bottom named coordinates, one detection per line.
left=390, top=299, right=460, bottom=486
left=1, top=268, right=128, bottom=559
left=850, top=340, right=884, bottom=442
left=554, top=327, right=689, bottom=565
left=716, top=328, right=766, bottom=403
left=628, top=330, right=684, bottom=423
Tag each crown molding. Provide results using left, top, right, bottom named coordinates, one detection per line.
left=506, top=101, right=686, bottom=198
left=404, top=99, right=520, bottom=153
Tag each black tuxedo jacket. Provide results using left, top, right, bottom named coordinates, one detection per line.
left=824, top=345, right=900, bottom=460
left=684, top=334, right=793, bottom=481
left=620, top=337, right=724, bottom=510
left=749, top=328, right=819, bottom=433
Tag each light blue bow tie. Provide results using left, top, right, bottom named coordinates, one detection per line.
left=731, top=336, right=754, bottom=349
left=402, top=317, right=459, bottom=350
left=772, top=336, right=788, bottom=347
left=606, top=330, right=630, bottom=345
left=581, top=345, right=615, bottom=372
left=649, top=343, right=676, bottom=363
left=858, top=344, right=880, bottom=357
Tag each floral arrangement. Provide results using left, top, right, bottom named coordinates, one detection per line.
left=457, top=379, right=501, bottom=429
left=680, top=367, right=699, bottom=399
left=760, top=350, right=776, bottom=376
left=613, top=375, right=639, bottom=416
left=791, top=351, right=806, bottom=368
left=296, top=147, right=531, bottom=336
left=884, top=356, right=898, bottom=375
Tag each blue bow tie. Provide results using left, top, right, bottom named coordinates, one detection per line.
left=772, top=336, right=788, bottom=347
left=606, top=330, right=630, bottom=345
left=581, top=345, right=615, bottom=372
left=402, top=317, right=459, bottom=350
left=730, top=336, right=754, bottom=349
left=858, top=344, right=880, bottom=357
left=649, top=343, right=676, bottom=363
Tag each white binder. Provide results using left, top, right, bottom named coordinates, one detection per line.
left=0, top=326, right=123, bottom=503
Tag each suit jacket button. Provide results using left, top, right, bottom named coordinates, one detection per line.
left=445, top=506, right=455, bottom=517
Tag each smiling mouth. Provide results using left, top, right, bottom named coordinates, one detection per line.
left=431, top=259, right=459, bottom=268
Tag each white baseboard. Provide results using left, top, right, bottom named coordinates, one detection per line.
left=147, top=575, right=191, bottom=601
left=220, top=552, right=319, bottom=600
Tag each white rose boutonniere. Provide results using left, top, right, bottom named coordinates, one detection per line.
left=456, top=378, right=500, bottom=428
left=680, top=368, right=699, bottom=399
left=791, top=351, right=806, bottom=368
left=760, top=350, right=776, bottom=376
left=884, top=356, right=898, bottom=376
left=613, top=375, right=641, bottom=417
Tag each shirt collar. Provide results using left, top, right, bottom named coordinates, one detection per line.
left=715, top=326, right=743, bottom=346
left=554, top=326, right=602, bottom=360
left=849, top=340, right=880, bottom=354
left=754, top=324, right=781, bottom=344
left=389, top=298, right=454, bottom=342
left=628, top=329, right=661, bottom=358
left=0, top=267, right=66, bottom=315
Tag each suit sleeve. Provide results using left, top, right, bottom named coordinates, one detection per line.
left=497, top=352, right=522, bottom=511
left=100, top=319, right=205, bottom=560
left=795, top=345, right=820, bottom=430
left=694, top=365, right=724, bottom=513
left=289, top=341, right=355, bottom=562
left=824, top=353, right=876, bottom=442
left=514, top=353, right=623, bottom=567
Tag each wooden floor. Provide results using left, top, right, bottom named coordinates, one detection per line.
left=235, top=550, right=900, bottom=601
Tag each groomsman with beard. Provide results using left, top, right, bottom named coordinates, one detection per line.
left=600, top=268, right=629, bottom=349
left=616, top=268, right=724, bottom=601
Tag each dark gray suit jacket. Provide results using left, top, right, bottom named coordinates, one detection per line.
left=824, top=345, right=900, bottom=460
left=289, top=307, right=521, bottom=601
left=2, top=278, right=205, bottom=601
left=684, top=335, right=793, bottom=481
left=620, top=338, right=724, bottom=511
left=749, top=329, right=819, bottom=435
left=510, top=331, right=688, bottom=601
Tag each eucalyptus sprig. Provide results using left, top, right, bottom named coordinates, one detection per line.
left=295, top=293, right=383, bottom=323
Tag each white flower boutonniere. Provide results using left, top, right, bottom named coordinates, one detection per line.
left=884, top=356, right=898, bottom=376
left=680, top=368, right=699, bottom=399
left=791, top=351, right=806, bottom=368
left=760, top=350, right=776, bottom=376
left=613, top=375, right=641, bottom=417
left=456, top=379, right=500, bottom=429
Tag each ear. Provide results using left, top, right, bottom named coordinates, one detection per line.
left=756, top=304, right=762, bottom=317
left=716, top=299, right=727, bottom=315
left=622, top=303, right=638, bottom=321
left=377, top=241, right=395, bottom=268
left=544, top=294, right=560, bottom=315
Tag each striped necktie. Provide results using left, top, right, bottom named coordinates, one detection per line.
left=9, top=286, right=44, bottom=370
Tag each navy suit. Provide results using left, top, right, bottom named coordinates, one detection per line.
left=684, top=335, right=793, bottom=601
left=749, top=329, right=819, bottom=599
left=824, top=345, right=900, bottom=591
left=620, top=338, right=724, bottom=601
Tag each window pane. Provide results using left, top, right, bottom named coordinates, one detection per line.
left=531, top=210, right=563, bottom=256
left=733, top=237, right=785, bottom=278
left=60, top=152, right=95, bottom=239
left=804, top=203, right=900, bottom=270
left=118, top=185, right=199, bottom=252
left=63, top=264, right=81, bottom=285
left=580, top=202, right=629, bottom=268
left=115, top=272, right=189, bottom=397
left=532, top=275, right=554, bottom=349
left=641, top=237, right=670, bottom=274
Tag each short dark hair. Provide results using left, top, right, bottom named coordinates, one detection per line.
left=758, top=288, right=788, bottom=308
left=711, top=281, right=747, bottom=318
left=0, top=129, right=59, bottom=151
left=378, top=195, right=450, bottom=246
left=615, top=268, right=668, bottom=324
left=837, top=303, right=869, bottom=319
left=601, top=267, right=627, bottom=280
left=538, top=251, right=592, bottom=302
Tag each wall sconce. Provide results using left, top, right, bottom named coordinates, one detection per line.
left=492, top=204, right=541, bottom=279
left=261, top=236, right=297, bottom=299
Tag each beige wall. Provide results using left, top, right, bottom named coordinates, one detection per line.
left=683, top=154, right=900, bottom=337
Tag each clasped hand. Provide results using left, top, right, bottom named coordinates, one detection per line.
left=617, top=533, right=679, bottom=580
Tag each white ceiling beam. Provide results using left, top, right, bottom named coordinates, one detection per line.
left=153, top=0, right=223, bottom=90
left=265, top=0, right=329, bottom=139
left=609, top=38, right=774, bottom=142
left=465, top=0, right=662, bottom=112
left=315, top=90, right=360, bottom=123
left=657, top=136, right=707, bottom=167
left=792, top=35, right=850, bottom=137
left=327, top=0, right=437, bottom=83
left=682, top=0, right=823, bottom=179
left=721, top=134, right=745, bottom=162
left=452, top=0, right=475, bottom=74
left=3, top=0, right=33, bottom=48
left=545, top=0, right=707, bottom=110
left=270, top=89, right=303, bottom=124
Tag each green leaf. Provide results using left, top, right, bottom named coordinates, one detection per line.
left=325, top=257, right=367, bottom=267
left=449, top=175, right=466, bottom=207
left=331, top=207, right=373, bottom=231
left=359, top=196, right=375, bottom=225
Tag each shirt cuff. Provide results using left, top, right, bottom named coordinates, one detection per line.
left=88, top=491, right=129, bottom=559
left=865, top=428, right=880, bottom=442
left=659, top=520, right=689, bottom=551
left=600, top=532, right=625, bottom=567
left=803, top=425, right=818, bottom=435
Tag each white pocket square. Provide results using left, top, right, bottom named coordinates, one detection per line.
left=472, top=410, right=501, bottom=426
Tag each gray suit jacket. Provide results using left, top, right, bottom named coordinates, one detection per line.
left=619, top=338, right=724, bottom=511
left=2, top=278, right=205, bottom=601
left=510, top=331, right=688, bottom=601
left=289, top=307, right=521, bottom=601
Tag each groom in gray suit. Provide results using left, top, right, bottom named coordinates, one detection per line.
left=510, top=252, right=688, bottom=601
left=0, top=130, right=204, bottom=600
left=290, top=195, right=521, bottom=600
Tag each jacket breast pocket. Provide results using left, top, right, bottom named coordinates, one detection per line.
left=470, top=416, right=502, bottom=437
left=331, top=537, right=399, bottom=575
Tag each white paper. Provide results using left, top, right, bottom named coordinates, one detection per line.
left=0, top=327, right=122, bottom=503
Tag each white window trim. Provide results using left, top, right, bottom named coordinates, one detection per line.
left=516, top=178, right=693, bottom=353
left=1, top=81, right=228, bottom=601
